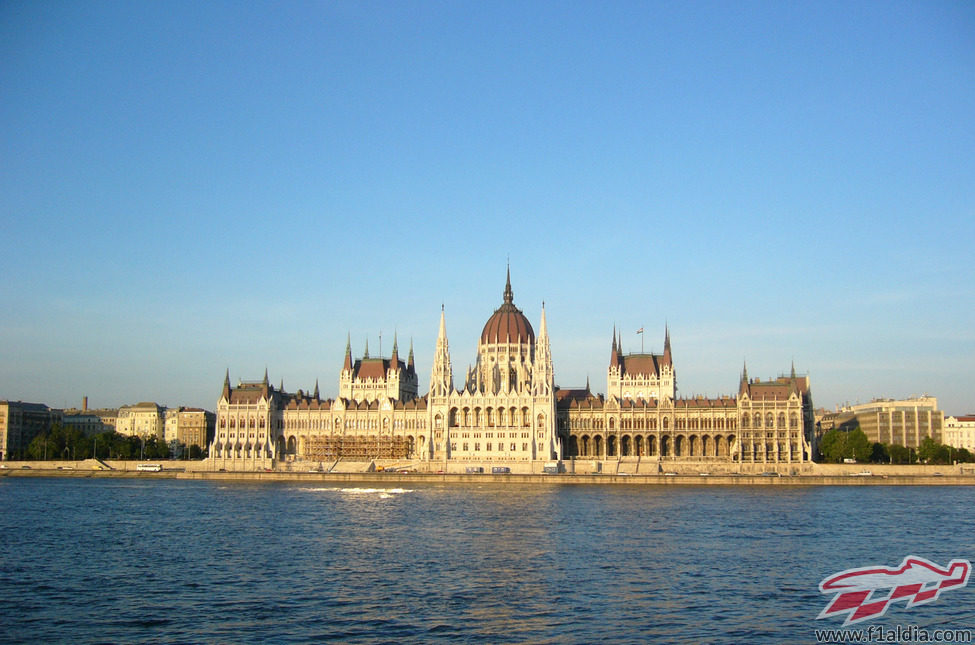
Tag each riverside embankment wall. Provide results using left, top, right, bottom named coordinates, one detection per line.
left=3, top=461, right=974, bottom=485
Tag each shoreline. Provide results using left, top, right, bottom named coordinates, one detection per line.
left=3, top=467, right=974, bottom=486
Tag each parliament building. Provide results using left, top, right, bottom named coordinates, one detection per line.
left=208, top=271, right=815, bottom=472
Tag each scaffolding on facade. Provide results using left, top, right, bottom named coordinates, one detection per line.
left=305, top=435, right=411, bottom=461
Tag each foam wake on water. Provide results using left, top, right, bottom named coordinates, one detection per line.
left=295, top=487, right=414, bottom=495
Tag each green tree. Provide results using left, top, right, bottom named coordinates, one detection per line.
left=887, top=444, right=910, bottom=464
left=869, top=442, right=889, bottom=463
left=917, top=436, right=939, bottom=463
left=846, top=429, right=871, bottom=463
left=820, top=430, right=845, bottom=462
left=27, top=433, right=51, bottom=460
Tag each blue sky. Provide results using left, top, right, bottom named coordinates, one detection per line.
left=2, top=1, right=973, bottom=415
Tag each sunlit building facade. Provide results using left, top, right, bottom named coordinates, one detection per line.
left=208, top=272, right=813, bottom=469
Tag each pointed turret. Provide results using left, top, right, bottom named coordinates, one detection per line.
left=262, top=367, right=269, bottom=397
left=390, top=333, right=400, bottom=370
left=407, top=338, right=415, bottom=372
left=663, top=325, right=672, bottom=366
left=503, top=263, right=513, bottom=305
left=222, top=368, right=231, bottom=400
left=739, top=361, right=750, bottom=396
left=343, top=333, right=353, bottom=371
left=313, top=379, right=320, bottom=400
left=610, top=325, right=620, bottom=367
left=533, top=301, right=554, bottom=396
left=430, top=305, right=453, bottom=398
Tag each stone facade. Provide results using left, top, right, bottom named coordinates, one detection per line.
left=165, top=407, right=215, bottom=449
left=62, top=413, right=105, bottom=436
left=116, top=402, right=165, bottom=439
left=560, top=347, right=814, bottom=465
left=0, top=401, right=61, bottom=461
left=943, top=415, right=975, bottom=452
left=429, top=271, right=558, bottom=464
left=208, top=272, right=813, bottom=469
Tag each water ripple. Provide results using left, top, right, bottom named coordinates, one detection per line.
left=0, top=479, right=973, bottom=643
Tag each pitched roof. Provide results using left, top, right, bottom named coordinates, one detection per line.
left=619, top=354, right=661, bottom=377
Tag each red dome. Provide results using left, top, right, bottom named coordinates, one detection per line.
left=480, top=272, right=535, bottom=345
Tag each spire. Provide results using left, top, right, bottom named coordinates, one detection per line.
left=408, top=337, right=415, bottom=370
left=222, top=368, right=231, bottom=400
left=739, top=360, right=750, bottom=397
left=503, top=264, right=513, bottom=305
left=790, top=361, right=797, bottom=379
left=430, top=305, right=453, bottom=397
left=532, top=301, right=553, bottom=396
left=663, top=325, right=672, bottom=365
left=313, top=379, right=320, bottom=400
left=610, top=325, right=620, bottom=368
left=342, top=333, right=353, bottom=371
left=363, top=338, right=369, bottom=359
left=262, top=367, right=269, bottom=397
left=391, top=332, right=400, bottom=370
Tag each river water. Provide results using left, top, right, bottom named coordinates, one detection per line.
left=0, top=478, right=973, bottom=643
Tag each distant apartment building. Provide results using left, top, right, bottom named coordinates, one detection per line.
left=116, top=402, right=165, bottom=439
left=92, top=409, right=118, bottom=432
left=836, top=397, right=943, bottom=448
left=815, top=409, right=858, bottom=437
left=0, top=401, right=61, bottom=460
left=62, top=413, right=104, bottom=436
left=944, top=415, right=975, bottom=452
left=165, top=407, right=214, bottom=448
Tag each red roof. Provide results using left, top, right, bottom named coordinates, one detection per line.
left=620, top=354, right=660, bottom=377
left=355, top=358, right=389, bottom=380
left=480, top=272, right=535, bottom=345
